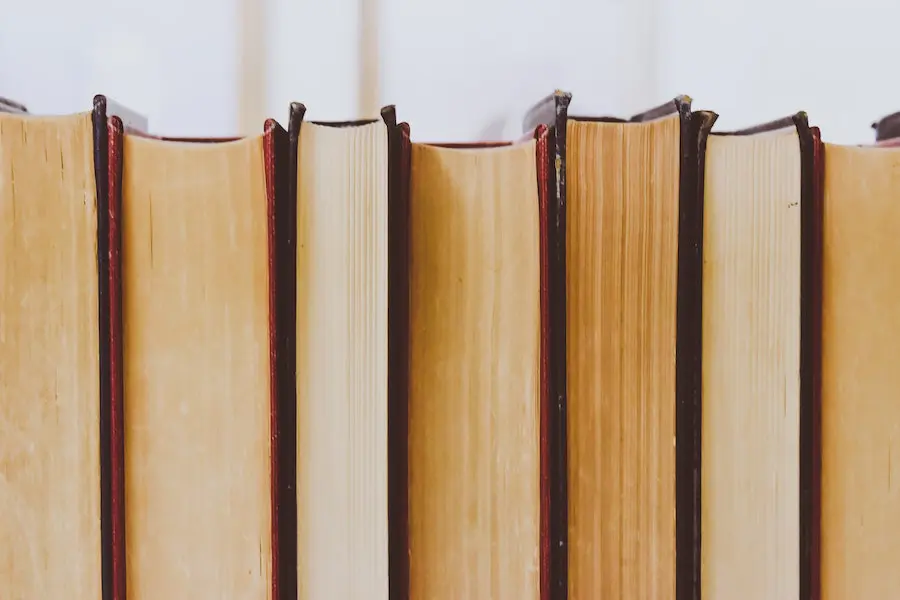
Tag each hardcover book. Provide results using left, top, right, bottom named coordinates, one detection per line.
left=0, top=96, right=134, bottom=600
left=405, top=128, right=552, bottom=600
left=525, top=93, right=715, bottom=600
left=113, top=117, right=292, bottom=599
left=701, top=114, right=822, bottom=600
left=820, top=133, right=900, bottom=600
left=289, top=104, right=408, bottom=600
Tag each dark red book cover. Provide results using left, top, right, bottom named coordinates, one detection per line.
left=533, top=123, right=552, bottom=600
left=806, top=122, right=823, bottom=600
left=91, top=96, right=125, bottom=600
left=524, top=92, right=570, bottom=600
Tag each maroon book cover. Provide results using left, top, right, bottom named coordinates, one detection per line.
left=807, top=123, right=823, bottom=600
left=91, top=96, right=125, bottom=600
left=382, top=106, right=412, bottom=600
left=524, top=92, right=570, bottom=600
left=533, top=123, right=552, bottom=600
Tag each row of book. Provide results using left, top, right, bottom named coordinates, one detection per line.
left=2, top=91, right=897, bottom=600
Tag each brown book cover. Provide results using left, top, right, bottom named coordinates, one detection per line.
left=523, top=93, right=715, bottom=600
left=382, top=106, right=412, bottom=600
left=95, top=95, right=148, bottom=600
left=266, top=115, right=294, bottom=600
left=808, top=122, right=823, bottom=600
left=92, top=95, right=124, bottom=600
left=104, top=106, right=291, bottom=600
left=796, top=116, right=824, bottom=600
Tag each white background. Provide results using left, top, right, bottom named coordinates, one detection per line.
left=1, top=0, right=895, bottom=143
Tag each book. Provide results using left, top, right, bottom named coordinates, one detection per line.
left=290, top=104, right=405, bottom=599
left=405, top=129, right=551, bottom=599
left=115, top=119, right=292, bottom=599
left=9, top=88, right=900, bottom=599
left=820, top=138, right=900, bottom=599
left=872, top=111, right=900, bottom=142
left=0, top=97, right=27, bottom=113
left=701, top=114, right=822, bottom=599
left=526, top=94, right=715, bottom=600
left=0, top=97, right=123, bottom=600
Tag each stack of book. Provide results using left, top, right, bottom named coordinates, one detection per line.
left=1, top=91, right=897, bottom=600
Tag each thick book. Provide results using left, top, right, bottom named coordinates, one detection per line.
left=404, top=128, right=552, bottom=599
left=289, top=104, right=408, bottom=599
left=820, top=135, right=900, bottom=599
left=0, top=96, right=132, bottom=600
left=111, top=117, right=293, bottom=599
left=525, top=93, right=715, bottom=600
left=702, top=114, right=822, bottom=600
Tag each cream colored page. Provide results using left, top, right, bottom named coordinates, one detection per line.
left=701, top=132, right=801, bottom=600
left=296, top=122, right=389, bottom=600
left=0, top=113, right=101, bottom=598
left=566, top=116, right=680, bottom=599
left=123, top=135, right=272, bottom=599
left=822, top=144, right=900, bottom=599
left=408, top=142, right=540, bottom=599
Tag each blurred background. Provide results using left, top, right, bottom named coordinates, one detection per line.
left=1, top=0, right=893, bottom=143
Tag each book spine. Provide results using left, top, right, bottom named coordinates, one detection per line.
left=675, top=101, right=717, bottom=600
left=92, top=95, right=125, bottom=600
left=532, top=124, right=553, bottom=600
left=526, top=90, right=571, bottom=600
left=273, top=108, right=301, bottom=600
left=383, top=105, right=411, bottom=600
left=796, top=116, right=823, bottom=600
left=549, top=93, right=571, bottom=600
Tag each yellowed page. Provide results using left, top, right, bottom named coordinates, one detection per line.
left=701, top=131, right=801, bottom=599
left=408, top=141, right=541, bottom=599
left=821, top=144, right=900, bottom=599
left=566, top=116, right=680, bottom=599
left=122, top=135, right=272, bottom=599
left=296, top=121, right=389, bottom=599
left=0, top=112, right=102, bottom=599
